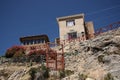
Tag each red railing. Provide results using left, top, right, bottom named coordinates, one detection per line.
left=95, top=21, right=120, bottom=35
left=22, top=21, right=120, bottom=70
left=46, top=43, right=64, bottom=70
left=58, top=21, right=120, bottom=45
left=23, top=42, right=65, bottom=70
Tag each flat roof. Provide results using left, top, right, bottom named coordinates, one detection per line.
left=57, top=13, right=84, bottom=21
left=20, top=34, right=49, bottom=42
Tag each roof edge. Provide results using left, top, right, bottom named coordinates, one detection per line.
left=57, top=13, right=84, bottom=21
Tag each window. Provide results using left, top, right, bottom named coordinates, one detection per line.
left=66, top=20, right=75, bottom=27
left=68, top=32, right=77, bottom=39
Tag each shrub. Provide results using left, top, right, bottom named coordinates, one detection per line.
left=41, top=63, right=50, bottom=79
left=29, top=65, right=50, bottom=80
left=65, top=70, right=74, bottom=76
left=26, top=49, right=46, bottom=63
left=103, top=52, right=109, bottom=55
left=29, top=68, right=37, bottom=80
left=27, top=49, right=46, bottom=56
left=98, top=55, right=105, bottom=63
left=5, top=46, right=25, bottom=58
left=78, top=73, right=87, bottom=80
left=74, top=50, right=79, bottom=55
left=0, top=70, right=9, bottom=79
left=59, top=70, right=65, bottom=79
left=104, top=73, right=114, bottom=80
left=30, top=60, right=33, bottom=66
left=59, top=69, right=74, bottom=79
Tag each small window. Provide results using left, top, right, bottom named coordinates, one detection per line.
left=66, top=20, right=75, bottom=27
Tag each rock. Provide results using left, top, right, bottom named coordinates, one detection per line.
left=0, top=76, right=5, bottom=80
left=8, top=69, right=26, bottom=80
left=0, top=27, right=120, bottom=80
left=64, top=28, right=120, bottom=80
left=86, top=78, right=95, bottom=80
left=34, top=72, right=44, bottom=80
left=102, top=56, right=111, bottom=64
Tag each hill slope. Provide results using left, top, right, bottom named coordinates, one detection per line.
left=63, top=28, right=120, bottom=80
left=0, top=28, right=120, bottom=80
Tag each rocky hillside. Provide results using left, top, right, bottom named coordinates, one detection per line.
left=0, top=62, right=35, bottom=80
left=63, top=28, right=120, bottom=80
left=0, top=28, right=120, bottom=80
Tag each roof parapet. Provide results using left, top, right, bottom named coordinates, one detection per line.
left=57, top=13, right=84, bottom=22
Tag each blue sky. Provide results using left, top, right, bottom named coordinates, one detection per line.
left=0, top=0, right=120, bottom=56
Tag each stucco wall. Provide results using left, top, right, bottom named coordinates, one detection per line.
left=58, top=17, right=85, bottom=40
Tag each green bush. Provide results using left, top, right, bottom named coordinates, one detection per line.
left=104, top=73, right=114, bottom=80
left=71, top=50, right=79, bottom=55
left=41, top=63, right=50, bottom=79
left=0, top=70, right=9, bottom=79
left=59, top=70, right=65, bottom=79
left=65, top=70, right=74, bottom=76
left=98, top=55, right=105, bottom=63
left=30, top=60, right=33, bottom=66
left=29, top=68, right=37, bottom=80
left=59, top=70, right=74, bottom=79
left=29, top=65, right=50, bottom=80
left=78, top=73, right=87, bottom=80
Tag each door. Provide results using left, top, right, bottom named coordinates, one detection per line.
left=68, top=32, right=77, bottom=39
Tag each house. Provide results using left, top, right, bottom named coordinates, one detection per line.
left=19, top=34, right=49, bottom=54
left=56, top=13, right=95, bottom=44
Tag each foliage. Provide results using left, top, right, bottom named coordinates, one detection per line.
left=5, top=46, right=25, bottom=58
left=0, top=70, right=9, bottom=79
left=29, top=65, right=50, bottom=80
left=78, top=73, right=87, bottom=80
left=41, top=63, right=50, bottom=79
left=59, top=69, right=74, bottom=79
left=27, top=49, right=46, bottom=62
left=29, top=68, right=37, bottom=80
left=104, top=73, right=114, bottom=80
left=74, top=50, right=79, bottom=55
left=28, top=49, right=57, bottom=60
left=27, top=49, right=46, bottom=56
left=65, top=70, right=74, bottom=76
left=98, top=55, right=105, bottom=63
left=30, top=60, right=33, bottom=66
left=59, top=70, right=65, bottom=79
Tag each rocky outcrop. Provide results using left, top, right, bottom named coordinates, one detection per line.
left=8, top=69, right=26, bottom=80
left=0, top=28, right=120, bottom=80
left=63, top=28, right=120, bottom=80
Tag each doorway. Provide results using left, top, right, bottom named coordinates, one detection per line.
left=68, top=32, right=77, bottom=39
